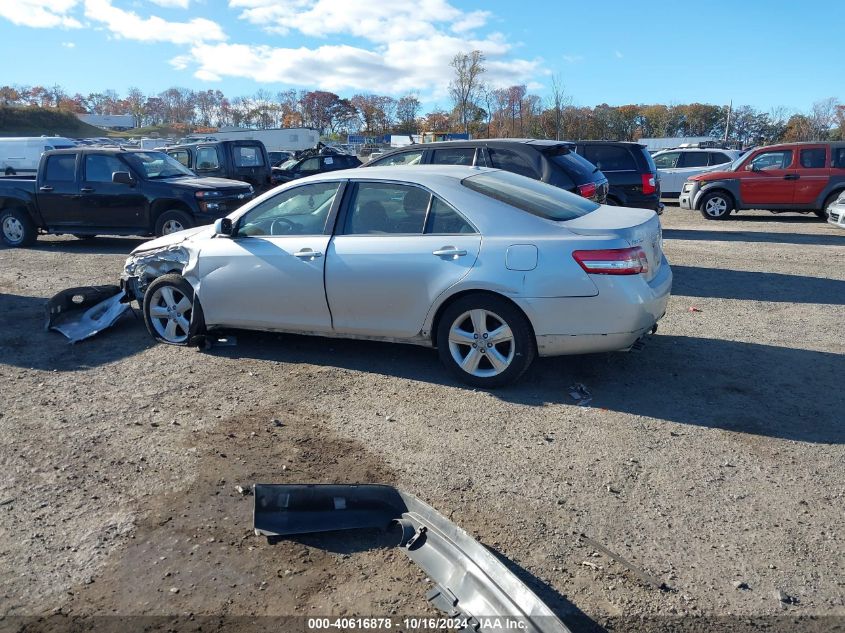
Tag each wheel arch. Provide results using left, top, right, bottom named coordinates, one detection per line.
left=697, top=186, right=736, bottom=211
left=429, top=288, right=536, bottom=349
left=150, top=199, right=192, bottom=229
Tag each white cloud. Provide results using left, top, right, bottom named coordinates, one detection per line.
left=149, top=0, right=190, bottom=7
left=0, top=0, right=81, bottom=29
left=563, top=54, right=584, bottom=64
left=83, top=0, right=226, bottom=44
left=61, top=41, right=76, bottom=48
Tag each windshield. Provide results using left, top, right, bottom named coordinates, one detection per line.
left=725, top=150, right=752, bottom=171
left=279, top=159, right=299, bottom=170
left=125, top=151, right=195, bottom=179
left=462, top=170, right=599, bottom=221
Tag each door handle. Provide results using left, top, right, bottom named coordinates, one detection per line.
left=432, top=247, right=467, bottom=258
left=39, top=185, right=53, bottom=192
left=783, top=174, right=800, bottom=180
left=294, top=249, right=322, bottom=259
left=80, top=187, right=94, bottom=193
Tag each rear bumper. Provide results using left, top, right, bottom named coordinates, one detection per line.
left=516, top=256, right=672, bottom=357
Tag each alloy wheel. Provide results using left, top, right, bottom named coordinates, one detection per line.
left=161, top=219, right=185, bottom=234
left=448, top=309, right=515, bottom=378
left=2, top=216, right=24, bottom=244
left=148, top=285, right=192, bottom=343
left=704, top=196, right=728, bottom=217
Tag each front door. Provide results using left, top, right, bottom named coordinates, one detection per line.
left=36, top=153, right=82, bottom=227
left=196, top=181, right=343, bottom=331
left=739, top=149, right=797, bottom=205
left=78, top=153, right=146, bottom=228
left=325, top=181, right=481, bottom=338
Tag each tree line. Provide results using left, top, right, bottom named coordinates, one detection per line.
left=0, top=52, right=842, bottom=145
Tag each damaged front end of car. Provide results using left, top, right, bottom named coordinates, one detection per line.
left=121, top=243, right=193, bottom=303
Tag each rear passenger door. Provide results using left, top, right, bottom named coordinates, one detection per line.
left=793, top=146, right=829, bottom=205
left=325, top=181, right=480, bottom=338
left=36, top=153, right=83, bottom=228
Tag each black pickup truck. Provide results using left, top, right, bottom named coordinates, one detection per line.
left=0, top=147, right=255, bottom=247
left=164, top=140, right=273, bottom=192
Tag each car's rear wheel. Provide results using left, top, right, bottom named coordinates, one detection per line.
left=142, top=274, right=203, bottom=345
left=699, top=191, right=733, bottom=220
left=1, top=207, right=37, bottom=247
left=817, top=192, right=842, bottom=219
left=155, top=210, right=193, bottom=236
left=437, top=294, right=535, bottom=388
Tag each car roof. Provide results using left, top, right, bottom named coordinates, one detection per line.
left=653, top=147, right=740, bottom=153
left=576, top=140, right=647, bottom=148
left=296, top=164, right=498, bottom=185
left=379, top=139, right=575, bottom=151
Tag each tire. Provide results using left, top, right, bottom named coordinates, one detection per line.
left=154, top=210, right=193, bottom=237
left=699, top=190, right=734, bottom=220
left=142, top=274, right=204, bottom=345
left=817, top=192, right=842, bottom=219
left=0, top=207, right=37, bottom=247
left=436, top=293, right=535, bottom=388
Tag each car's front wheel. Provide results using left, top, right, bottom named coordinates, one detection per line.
left=142, top=274, right=203, bottom=345
left=155, top=210, right=193, bottom=236
left=437, top=294, right=535, bottom=388
left=1, top=207, right=37, bottom=247
left=699, top=191, right=734, bottom=220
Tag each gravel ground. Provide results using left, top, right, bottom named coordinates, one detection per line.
left=0, top=205, right=843, bottom=632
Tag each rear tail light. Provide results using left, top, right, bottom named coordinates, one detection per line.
left=572, top=247, right=649, bottom=275
left=641, top=173, right=657, bottom=195
left=577, top=182, right=597, bottom=199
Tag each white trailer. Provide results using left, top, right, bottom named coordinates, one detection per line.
left=0, top=137, right=77, bottom=175
left=204, top=128, right=320, bottom=152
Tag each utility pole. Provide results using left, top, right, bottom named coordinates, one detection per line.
left=723, top=100, right=732, bottom=143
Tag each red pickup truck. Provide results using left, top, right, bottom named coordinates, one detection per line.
left=679, top=142, right=845, bottom=220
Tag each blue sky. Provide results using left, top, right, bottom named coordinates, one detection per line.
left=0, top=0, right=843, bottom=115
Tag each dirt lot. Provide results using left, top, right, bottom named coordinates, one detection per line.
left=1, top=206, right=843, bottom=632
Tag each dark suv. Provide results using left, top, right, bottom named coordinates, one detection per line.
left=572, top=141, right=662, bottom=213
left=166, top=140, right=272, bottom=192
left=272, top=146, right=362, bottom=185
left=363, top=139, right=609, bottom=203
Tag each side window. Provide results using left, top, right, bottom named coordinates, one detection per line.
left=233, top=146, right=264, bottom=167
left=800, top=148, right=826, bottom=169
left=653, top=152, right=680, bottom=169
left=371, top=150, right=424, bottom=166
left=834, top=148, right=845, bottom=168
left=84, top=154, right=128, bottom=182
left=749, top=150, right=793, bottom=171
left=679, top=152, right=709, bottom=168
left=708, top=152, right=732, bottom=166
left=345, top=183, right=430, bottom=235
left=196, top=147, right=220, bottom=170
left=431, top=148, right=476, bottom=166
left=583, top=145, right=636, bottom=171
left=321, top=156, right=337, bottom=171
left=236, top=182, right=340, bottom=237
left=299, top=157, right=320, bottom=171
left=169, top=150, right=190, bottom=167
left=487, top=147, right=538, bottom=178
left=44, top=154, right=76, bottom=181
left=425, top=197, right=476, bottom=234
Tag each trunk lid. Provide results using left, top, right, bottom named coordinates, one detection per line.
left=563, top=205, right=663, bottom=280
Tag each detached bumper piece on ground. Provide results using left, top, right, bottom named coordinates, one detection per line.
left=45, top=285, right=131, bottom=344
left=254, top=484, right=571, bottom=633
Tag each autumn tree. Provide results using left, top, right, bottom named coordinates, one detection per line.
left=449, top=50, right=486, bottom=135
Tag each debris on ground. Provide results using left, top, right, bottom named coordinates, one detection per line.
left=255, top=484, right=572, bottom=633
left=688, top=306, right=703, bottom=313
left=45, top=285, right=131, bottom=343
left=235, top=485, right=252, bottom=496
left=732, top=581, right=750, bottom=590
left=579, top=533, right=671, bottom=591
left=568, top=383, right=592, bottom=407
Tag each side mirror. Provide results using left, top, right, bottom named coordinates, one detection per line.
left=214, top=217, right=233, bottom=236
left=112, top=171, right=134, bottom=185
left=745, top=163, right=758, bottom=172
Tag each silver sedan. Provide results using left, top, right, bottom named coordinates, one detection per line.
left=123, top=166, right=672, bottom=387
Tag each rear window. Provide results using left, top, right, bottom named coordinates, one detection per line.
left=234, top=145, right=265, bottom=167
left=431, top=147, right=476, bottom=166
left=45, top=154, right=76, bottom=181
left=582, top=145, right=636, bottom=171
left=462, top=171, right=599, bottom=221
left=544, top=146, right=598, bottom=183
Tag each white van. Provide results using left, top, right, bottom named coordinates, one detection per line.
left=0, top=137, right=77, bottom=176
